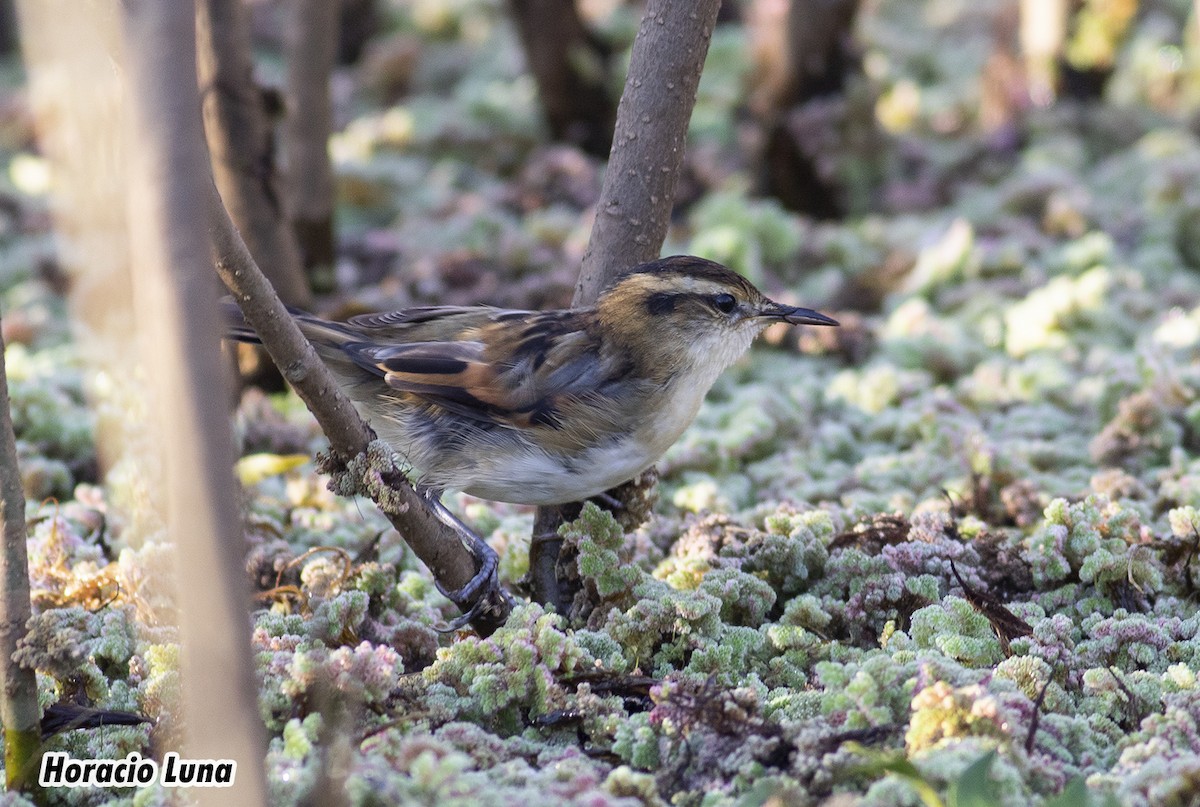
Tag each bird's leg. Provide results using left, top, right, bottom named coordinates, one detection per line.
left=417, top=486, right=507, bottom=631
left=587, top=491, right=624, bottom=511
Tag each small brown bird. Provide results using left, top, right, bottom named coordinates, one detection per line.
left=228, top=256, right=836, bottom=506
left=227, top=256, right=835, bottom=622
left=229, top=256, right=840, bottom=504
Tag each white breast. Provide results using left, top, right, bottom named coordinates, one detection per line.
left=446, top=375, right=710, bottom=505
left=374, top=324, right=762, bottom=506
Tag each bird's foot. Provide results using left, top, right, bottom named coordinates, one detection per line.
left=435, top=538, right=503, bottom=632
left=419, top=488, right=512, bottom=632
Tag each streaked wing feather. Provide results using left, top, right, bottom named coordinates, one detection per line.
left=341, top=340, right=497, bottom=425
left=343, top=313, right=615, bottom=434
left=364, top=341, right=478, bottom=375
left=347, top=306, right=533, bottom=338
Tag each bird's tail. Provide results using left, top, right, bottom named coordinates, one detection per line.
left=222, top=300, right=379, bottom=391
left=222, top=300, right=360, bottom=349
left=222, top=299, right=262, bottom=344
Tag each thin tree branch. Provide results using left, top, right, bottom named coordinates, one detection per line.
left=283, top=0, right=339, bottom=288
left=196, top=0, right=311, bottom=307
left=574, top=0, right=724, bottom=304
left=208, top=184, right=512, bottom=636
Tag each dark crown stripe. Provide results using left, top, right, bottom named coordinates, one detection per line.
left=614, top=255, right=757, bottom=298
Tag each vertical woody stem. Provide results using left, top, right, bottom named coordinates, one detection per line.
left=531, top=0, right=723, bottom=611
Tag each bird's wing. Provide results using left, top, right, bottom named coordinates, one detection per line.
left=348, top=306, right=507, bottom=332
left=342, top=310, right=624, bottom=435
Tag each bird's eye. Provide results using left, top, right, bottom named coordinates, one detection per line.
left=712, top=293, right=737, bottom=314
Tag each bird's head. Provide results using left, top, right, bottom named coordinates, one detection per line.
left=596, top=256, right=837, bottom=381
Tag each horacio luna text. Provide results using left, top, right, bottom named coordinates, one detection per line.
left=39, top=751, right=235, bottom=788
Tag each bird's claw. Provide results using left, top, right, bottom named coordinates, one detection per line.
left=421, top=488, right=511, bottom=632
left=435, top=539, right=503, bottom=632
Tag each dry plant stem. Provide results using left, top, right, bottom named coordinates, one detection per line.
left=574, top=0, right=723, bottom=302
left=208, top=185, right=512, bottom=636
left=196, top=0, right=311, bottom=307
left=120, top=2, right=267, bottom=803
left=531, top=0, right=722, bottom=608
left=283, top=0, right=338, bottom=285
left=0, top=321, right=41, bottom=792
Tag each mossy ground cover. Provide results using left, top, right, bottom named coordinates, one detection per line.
left=4, top=1, right=1200, bottom=804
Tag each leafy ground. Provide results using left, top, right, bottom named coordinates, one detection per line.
left=4, top=0, right=1200, bottom=805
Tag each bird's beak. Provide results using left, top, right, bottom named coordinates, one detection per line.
left=758, top=301, right=839, bottom=326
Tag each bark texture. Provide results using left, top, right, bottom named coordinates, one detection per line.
left=120, top=2, right=268, bottom=803
left=196, top=0, right=311, bottom=306
left=0, top=321, right=40, bottom=790
left=574, top=0, right=724, bottom=303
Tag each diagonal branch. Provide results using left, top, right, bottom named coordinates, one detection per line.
left=208, top=184, right=512, bottom=636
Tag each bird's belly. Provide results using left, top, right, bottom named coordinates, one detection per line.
left=459, top=440, right=661, bottom=505
left=368, top=382, right=705, bottom=506
left=458, top=398, right=700, bottom=505
left=365, top=413, right=636, bottom=505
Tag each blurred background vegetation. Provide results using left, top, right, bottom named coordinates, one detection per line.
left=0, top=0, right=1199, bottom=805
